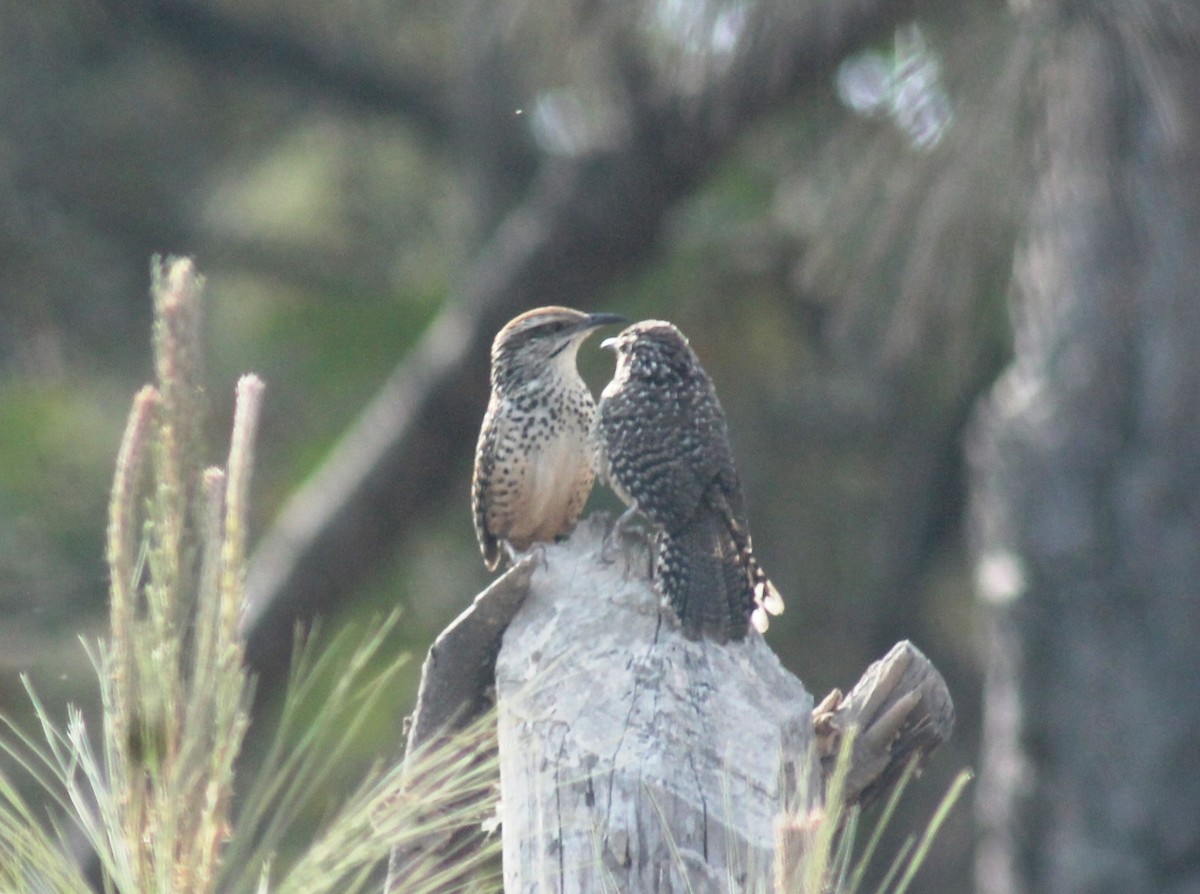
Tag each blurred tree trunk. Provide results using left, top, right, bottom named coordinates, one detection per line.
left=969, top=4, right=1200, bottom=894
left=239, top=0, right=922, bottom=695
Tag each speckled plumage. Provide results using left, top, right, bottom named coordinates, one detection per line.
left=596, top=320, right=783, bottom=642
left=472, top=306, right=624, bottom=571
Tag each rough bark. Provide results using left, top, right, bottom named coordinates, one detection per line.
left=969, top=6, right=1200, bottom=894
left=495, top=517, right=811, bottom=893
left=385, top=562, right=536, bottom=894
left=812, top=639, right=955, bottom=813
left=470, top=515, right=954, bottom=893
left=404, top=557, right=536, bottom=762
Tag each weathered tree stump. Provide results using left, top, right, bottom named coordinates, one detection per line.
left=402, top=513, right=954, bottom=893
left=495, top=516, right=813, bottom=893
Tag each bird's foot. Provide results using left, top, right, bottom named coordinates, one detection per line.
left=600, top=505, right=643, bottom=563
left=505, top=541, right=549, bottom=572
left=529, top=543, right=550, bottom=571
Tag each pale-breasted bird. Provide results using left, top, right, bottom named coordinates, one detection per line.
left=473, top=306, right=626, bottom=571
left=596, top=320, right=784, bottom=642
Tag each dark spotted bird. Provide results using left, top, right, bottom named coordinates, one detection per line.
left=596, top=320, right=784, bottom=642
left=472, top=306, right=625, bottom=571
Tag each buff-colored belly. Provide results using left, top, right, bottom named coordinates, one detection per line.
left=499, top=434, right=595, bottom=549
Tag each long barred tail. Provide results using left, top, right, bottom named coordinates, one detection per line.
left=708, top=491, right=786, bottom=635
left=656, top=513, right=755, bottom=643
left=743, top=547, right=785, bottom=634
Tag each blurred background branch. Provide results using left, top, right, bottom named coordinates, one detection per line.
left=6, top=0, right=1196, bottom=891
left=98, top=0, right=456, bottom=136
left=0, top=3, right=1012, bottom=890
left=239, top=0, right=924, bottom=696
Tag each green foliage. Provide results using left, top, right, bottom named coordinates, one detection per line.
left=0, top=258, right=500, bottom=894
left=0, top=384, right=125, bottom=623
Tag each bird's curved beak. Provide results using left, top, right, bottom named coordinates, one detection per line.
left=585, top=312, right=626, bottom=330
left=600, top=336, right=619, bottom=351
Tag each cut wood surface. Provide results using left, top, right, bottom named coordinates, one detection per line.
left=495, top=515, right=815, bottom=893
left=401, top=512, right=955, bottom=892
left=812, top=640, right=955, bottom=811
